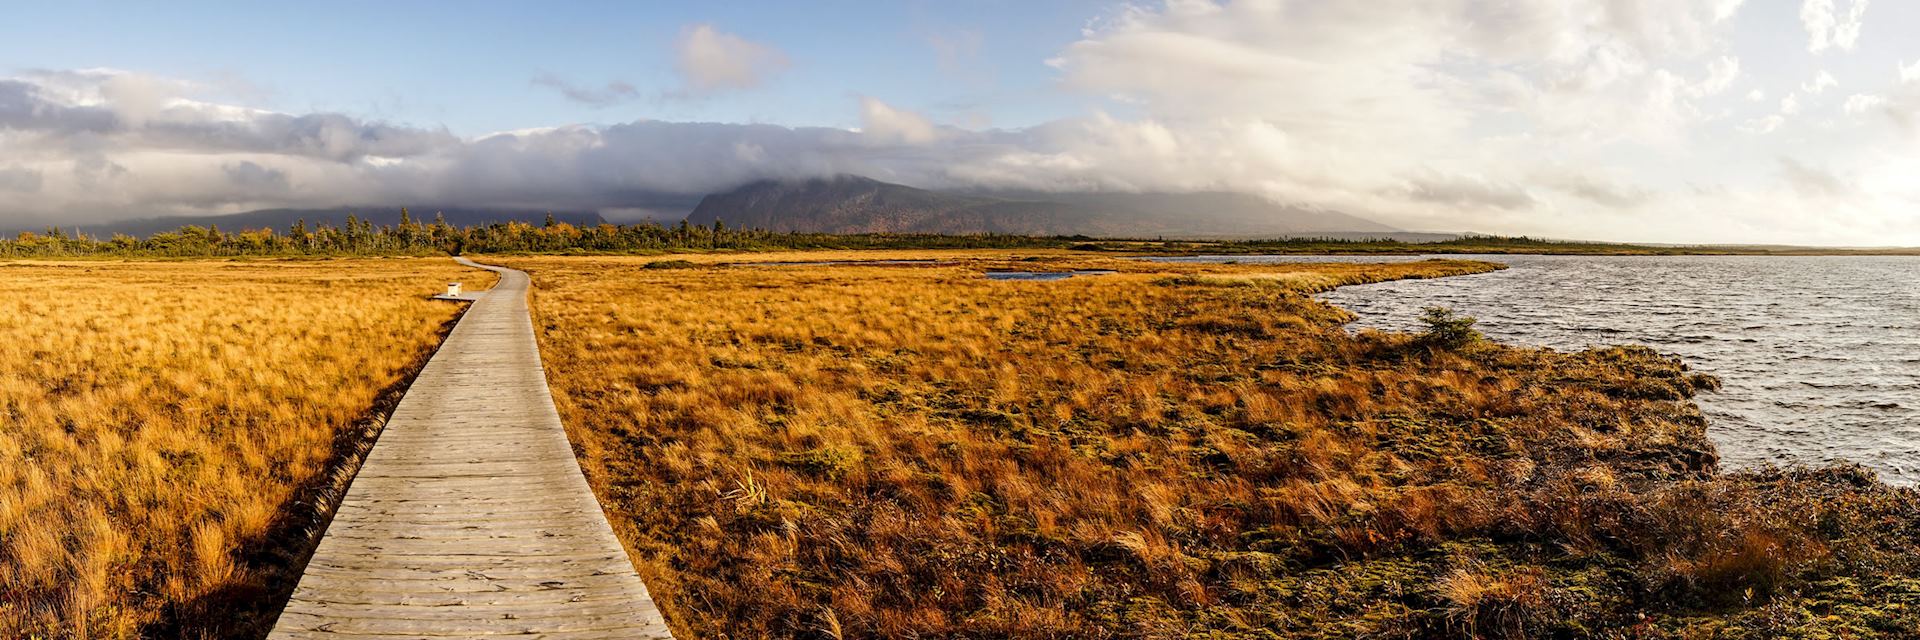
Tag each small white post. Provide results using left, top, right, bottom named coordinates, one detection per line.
left=446, top=282, right=462, bottom=297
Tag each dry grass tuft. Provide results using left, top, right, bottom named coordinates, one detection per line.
left=516, top=249, right=1920, bottom=637
left=0, top=258, right=489, bottom=638
left=1439, top=561, right=1551, bottom=638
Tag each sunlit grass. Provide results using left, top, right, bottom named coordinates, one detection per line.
left=15, top=248, right=1896, bottom=637
left=509, top=249, right=1920, bottom=638
left=506, top=252, right=1564, bottom=634
left=0, top=258, right=490, bottom=638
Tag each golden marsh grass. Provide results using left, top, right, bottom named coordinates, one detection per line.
left=508, top=250, right=1920, bottom=638
left=11, top=249, right=1914, bottom=638
left=504, top=252, right=1577, bottom=634
left=0, top=258, right=490, bottom=638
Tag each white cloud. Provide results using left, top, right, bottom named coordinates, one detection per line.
left=1032, top=0, right=1774, bottom=235
left=0, top=71, right=1024, bottom=220
left=1803, top=69, right=1838, bottom=94
left=1690, top=56, right=1741, bottom=97
left=1844, top=93, right=1886, bottom=114
left=673, top=24, right=789, bottom=95
left=1878, top=68, right=1920, bottom=133
left=1048, top=0, right=1749, bottom=147
left=1741, top=114, right=1786, bottom=134
left=0, top=4, right=1784, bottom=238
left=857, top=97, right=943, bottom=145
left=14, top=2, right=1920, bottom=246
left=1837, top=0, right=1871, bottom=49
left=0, top=71, right=455, bottom=162
left=1801, top=0, right=1870, bottom=53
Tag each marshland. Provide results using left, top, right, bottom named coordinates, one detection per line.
left=0, top=258, right=493, bottom=638
left=4, top=244, right=1920, bottom=637
left=14, top=1, right=1920, bottom=636
left=490, top=250, right=1920, bottom=638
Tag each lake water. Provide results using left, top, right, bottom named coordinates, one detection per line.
left=736, top=259, right=949, bottom=267
left=1144, top=254, right=1431, bottom=264
left=986, top=270, right=1117, bottom=281
left=1177, top=255, right=1920, bottom=484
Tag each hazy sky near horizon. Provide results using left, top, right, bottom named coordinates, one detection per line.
left=2, top=0, right=1918, bottom=244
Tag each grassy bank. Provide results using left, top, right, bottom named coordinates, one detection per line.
left=507, top=250, right=1920, bottom=638
left=1076, top=236, right=1920, bottom=256
left=0, top=259, right=493, bottom=638
left=13, top=219, right=1920, bottom=259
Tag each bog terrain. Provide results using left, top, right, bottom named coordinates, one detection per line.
left=503, top=251, right=1920, bottom=638
left=0, top=259, right=493, bottom=638
left=4, top=249, right=1919, bottom=639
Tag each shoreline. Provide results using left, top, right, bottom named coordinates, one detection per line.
left=495, top=250, right=1920, bottom=637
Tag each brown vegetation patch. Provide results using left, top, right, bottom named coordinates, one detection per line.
left=508, top=250, right=1920, bottom=638
left=0, top=258, right=491, bottom=638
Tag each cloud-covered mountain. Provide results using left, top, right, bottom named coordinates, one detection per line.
left=37, top=177, right=1393, bottom=239
left=968, top=189, right=1396, bottom=236
left=5, top=0, right=1920, bottom=244
left=43, top=207, right=604, bottom=238
left=685, top=175, right=1394, bottom=237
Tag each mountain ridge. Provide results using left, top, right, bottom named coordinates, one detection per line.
left=27, top=176, right=1407, bottom=240
left=686, top=175, right=1398, bottom=237
left=29, top=207, right=606, bottom=239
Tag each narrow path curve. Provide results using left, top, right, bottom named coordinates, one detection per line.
left=269, top=257, right=673, bottom=639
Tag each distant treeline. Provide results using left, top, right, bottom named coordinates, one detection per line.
left=1, top=210, right=1722, bottom=258
left=1196, top=235, right=1691, bottom=255
left=0, top=210, right=1075, bottom=258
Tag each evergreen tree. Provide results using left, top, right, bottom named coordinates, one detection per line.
left=0, top=213, right=1073, bottom=258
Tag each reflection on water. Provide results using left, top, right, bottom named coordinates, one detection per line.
left=1141, top=254, right=1430, bottom=264
left=1297, top=254, right=1920, bottom=484
left=735, top=259, right=948, bottom=267
left=986, top=270, right=1117, bottom=281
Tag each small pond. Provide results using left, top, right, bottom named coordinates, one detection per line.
left=736, top=259, right=949, bottom=267
left=984, top=270, right=1118, bottom=281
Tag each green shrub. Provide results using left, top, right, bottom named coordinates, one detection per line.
left=1419, top=306, right=1481, bottom=349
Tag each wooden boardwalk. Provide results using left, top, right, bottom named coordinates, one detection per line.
left=269, top=258, right=673, bottom=639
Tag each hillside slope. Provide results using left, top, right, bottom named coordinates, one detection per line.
left=686, top=176, right=1394, bottom=237
left=69, top=207, right=605, bottom=238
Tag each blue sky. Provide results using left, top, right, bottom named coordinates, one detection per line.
left=0, top=1, right=1109, bottom=133
left=2, top=1, right=1918, bottom=244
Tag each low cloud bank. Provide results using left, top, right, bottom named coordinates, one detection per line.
left=6, top=1, right=1920, bottom=244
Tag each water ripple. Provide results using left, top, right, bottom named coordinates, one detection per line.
left=1305, top=254, right=1920, bottom=485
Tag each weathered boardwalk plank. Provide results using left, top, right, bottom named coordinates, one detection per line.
left=269, top=258, right=672, bottom=639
